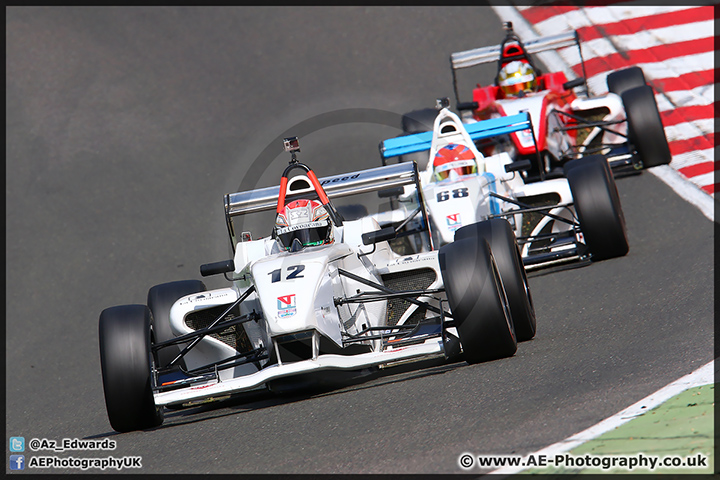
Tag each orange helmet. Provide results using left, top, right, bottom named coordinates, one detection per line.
left=498, top=60, right=538, bottom=97
left=274, top=199, right=334, bottom=251
left=433, top=144, right=478, bottom=182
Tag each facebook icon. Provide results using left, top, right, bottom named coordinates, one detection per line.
left=9, top=455, right=25, bottom=470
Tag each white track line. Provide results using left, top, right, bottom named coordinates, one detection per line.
left=649, top=166, right=715, bottom=222
left=680, top=171, right=715, bottom=191
left=490, top=359, right=715, bottom=475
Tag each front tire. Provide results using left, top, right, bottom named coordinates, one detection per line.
left=99, top=304, right=163, bottom=432
left=565, top=155, right=629, bottom=261
left=454, top=218, right=536, bottom=342
left=147, top=280, right=206, bottom=368
left=622, top=85, right=671, bottom=168
left=439, top=237, right=517, bottom=364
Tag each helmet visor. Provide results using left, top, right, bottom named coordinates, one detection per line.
left=501, top=81, right=535, bottom=96
left=276, top=221, right=330, bottom=250
left=434, top=159, right=477, bottom=181
left=500, top=71, right=536, bottom=96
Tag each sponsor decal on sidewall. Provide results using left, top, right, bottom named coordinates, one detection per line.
left=446, top=213, right=462, bottom=231
left=277, top=294, right=297, bottom=318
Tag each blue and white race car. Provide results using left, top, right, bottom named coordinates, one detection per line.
left=376, top=99, right=629, bottom=271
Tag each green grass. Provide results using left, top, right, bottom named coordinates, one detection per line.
left=523, top=384, right=715, bottom=475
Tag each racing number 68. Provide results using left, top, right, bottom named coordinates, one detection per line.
left=437, top=188, right=469, bottom=202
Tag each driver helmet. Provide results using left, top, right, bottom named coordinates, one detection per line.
left=433, top=144, right=478, bottom=182
left=274, top=199, right=334, bottom=251
left=498, top=60, right=538, bottom=97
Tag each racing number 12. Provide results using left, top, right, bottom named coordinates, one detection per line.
left=269, top=265, right=305, bottom=283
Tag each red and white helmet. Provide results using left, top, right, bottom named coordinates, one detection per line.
left=433, top=144, right=478, bottom=182
left=274, top=199, right=334, bottom=251
left=498, top=60, right=538, bottom=97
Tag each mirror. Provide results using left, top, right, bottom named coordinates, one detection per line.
left=361, top=226, right=397, bottom=246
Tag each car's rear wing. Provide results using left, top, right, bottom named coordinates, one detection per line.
left=450, top=31, right=579, bottom=71
left=224, top=162, right=428, bottom=249
left=226, top=162, right=419, bottom=216
left=380, top=112, right=533, bottom=159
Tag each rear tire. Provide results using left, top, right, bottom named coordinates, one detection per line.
left=565, top=155, right=629, bottom=261
left=454, top=218, right=536, bottom=342
left=99, top=305, right=163, bottom=432
left=439, top=237, right=517, bottom=364
left=147, top=280, right=206, bottom=368
left=607, top=66, right=646, bottom=96
left=622, top=85, right=671, bottom=168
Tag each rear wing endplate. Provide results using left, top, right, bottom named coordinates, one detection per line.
left=380, top=112, right=532, bottom=159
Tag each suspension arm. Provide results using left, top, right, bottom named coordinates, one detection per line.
left=337, top=268, right=451, bottom=317
left=166, top=285, right=256, bottom=367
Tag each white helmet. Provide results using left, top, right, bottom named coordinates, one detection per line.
left=498, top=61, right=538, bottom=96
left=274, top=199, right=334, bottom=251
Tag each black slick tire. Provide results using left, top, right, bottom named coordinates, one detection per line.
left=564, top=155, right=629, bottom=261
left=621, top=84, right=671, bottom=168
left=439, top=237, right=517, bottom=364
left=99, top=304, right=163, bottom=432
left=454, top=218, right=536, bottom=342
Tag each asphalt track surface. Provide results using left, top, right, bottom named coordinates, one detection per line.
left=6, top=6, right=715, bottom=475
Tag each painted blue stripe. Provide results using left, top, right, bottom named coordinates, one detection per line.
left=482, top=172, right=500, bottom=215
left=381, top=112, right=531, bottom=158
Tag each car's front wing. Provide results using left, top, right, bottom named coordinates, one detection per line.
left=153, top=338, right=445, bottom=406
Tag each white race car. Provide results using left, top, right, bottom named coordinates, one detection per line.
left=98, top=137, right=534, bottom=433
left=377, top=99, right=629, bottom=272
